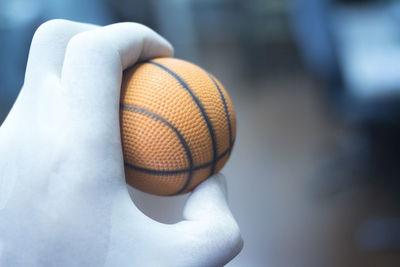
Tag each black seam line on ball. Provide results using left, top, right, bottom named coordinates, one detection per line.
left=147, top=60, right=218, bottom=178
left=121, top=104, right=194, bottom=194
left=123, top=139, right=234, bottom=176
left=207, top=73, right=233, bottom=148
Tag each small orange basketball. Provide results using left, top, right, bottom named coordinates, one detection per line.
left=120, top=57, right=236, bottom=196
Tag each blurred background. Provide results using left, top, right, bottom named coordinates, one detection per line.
left=1, top=0, right=400, bottom=266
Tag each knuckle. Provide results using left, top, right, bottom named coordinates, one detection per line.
left=67, top=31, right=92, bottom=47
left=66, top=30, right=110, bottom=53
left=196, top=220, right=243, bottom=264
left=218, top=220, right=243, bottom=250
left=198, top=218, right=243, bottom=251
left=121, top=22, right=149, bottom=31
left=118, top=22, right=155, bottom=37
left=229, top=225, right=244, bottom=253
left=32, top=19, right=71, bottom=42
left=211, top=220, right=243, bottom=262
left=175, top=219, right=243, bottom=264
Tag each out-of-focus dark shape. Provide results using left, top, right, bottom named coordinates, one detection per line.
left=290, top=0, right=400, bottom=121
left=290, top=0, right=400, bottom=252
left=356, top=217, right=400, bottom=251
left=289, top=0, right=339, bottom=85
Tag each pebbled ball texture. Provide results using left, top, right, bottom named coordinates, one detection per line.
left=120, top=57, right=236, bottom=196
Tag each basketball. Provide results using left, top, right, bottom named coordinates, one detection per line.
left=120, top=57, right=236, bottom=196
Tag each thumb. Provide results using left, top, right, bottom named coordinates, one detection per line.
left=177, top=173, right=243, bottom=265
left=183, top=173, right=230, bottom=221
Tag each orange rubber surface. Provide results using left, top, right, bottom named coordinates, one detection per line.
left=120, top=57, right=236, bottom=195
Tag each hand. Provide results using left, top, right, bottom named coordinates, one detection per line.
left=0, top=20, right=242, bottom=267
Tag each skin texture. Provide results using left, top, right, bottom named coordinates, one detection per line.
left=0, top=20, right=243, bottom=267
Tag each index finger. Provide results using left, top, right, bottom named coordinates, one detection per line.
left=60, top=22, right=174, bottom=128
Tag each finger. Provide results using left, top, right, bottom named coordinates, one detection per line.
left=183, top=173, right=231, bottom=221
left=25, top=19, right=98, bottom=85
left=177, top=174, right=243, bottom=265
left=60, top=22, right=174, bottom=126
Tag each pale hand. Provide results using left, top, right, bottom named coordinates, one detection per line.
left=0, top=20, right=242, bottom=267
